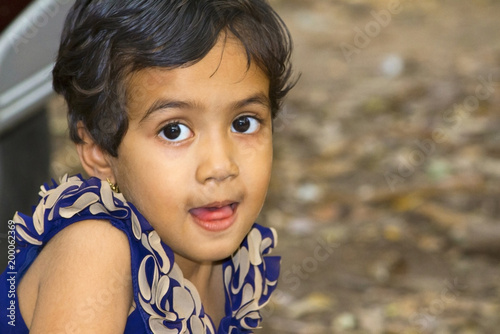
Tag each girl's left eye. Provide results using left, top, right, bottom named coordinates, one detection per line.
left=159, top=122, right=193, bottom=142
left=231, top=116, right=260, bottom=134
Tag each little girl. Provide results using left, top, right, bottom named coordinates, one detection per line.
left=0, top=0, right=295, bottom=333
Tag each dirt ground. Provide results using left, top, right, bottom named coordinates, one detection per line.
left=48, top=0, right=500, bottom=333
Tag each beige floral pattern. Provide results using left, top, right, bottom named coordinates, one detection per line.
left=12, top=174, right=280, bottom=334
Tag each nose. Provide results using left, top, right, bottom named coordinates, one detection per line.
left=195, top=132, right=239, bottom=184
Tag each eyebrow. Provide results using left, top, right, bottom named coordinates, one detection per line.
left=231, top=93, right=271, bottom=111
left=139, top=92, right=271, bottom=123
left=140, top=100, right=190, bottom=123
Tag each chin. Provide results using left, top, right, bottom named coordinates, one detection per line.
left=206, top=242, right=241, bottom=262
left=191, top=221, right=254, bottom=261
left=192, top=236, right=245, bottom=263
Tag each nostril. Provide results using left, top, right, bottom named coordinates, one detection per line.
left=198, top=162, right=239, bottom=184
left=195, top=140, right=239, bottom=184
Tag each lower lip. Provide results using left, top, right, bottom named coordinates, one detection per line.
left=189, top=204, right=238, bottom=232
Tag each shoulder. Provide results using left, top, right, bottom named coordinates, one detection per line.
left=41, top=218, right=131, bottom=272
left=27, top=219, right=133, bottom=332
left=42, top=219, right=130, bottom=262
left=38, top=219, right=132, bottom=293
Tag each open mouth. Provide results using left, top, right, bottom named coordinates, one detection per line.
left=189, top=202, right=239, bottom=232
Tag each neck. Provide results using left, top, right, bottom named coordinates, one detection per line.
left=174, top=255, right=226, bottom=327
left=175, top=257, right=215, bottom=290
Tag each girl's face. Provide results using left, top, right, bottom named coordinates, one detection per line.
left=110, top=37, right=273, bottom=266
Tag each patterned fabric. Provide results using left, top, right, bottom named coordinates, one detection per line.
left=0, top=175, right=280, bottom=333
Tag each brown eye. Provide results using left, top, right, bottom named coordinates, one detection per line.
left=159, top=123, right=192, bottom=142
left=231, top=116, right=260, bottom=134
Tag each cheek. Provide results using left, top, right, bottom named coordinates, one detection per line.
left=117, top=146, right=196, bottom=212
left=112, top=145, right=163, bottom=206
left=241, top=141, right=273, bottom=194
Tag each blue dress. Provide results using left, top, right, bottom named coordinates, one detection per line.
left=0, top=175, right=280, bottom=333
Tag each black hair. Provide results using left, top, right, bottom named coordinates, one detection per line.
left=53, top=0, right=296, bottom=157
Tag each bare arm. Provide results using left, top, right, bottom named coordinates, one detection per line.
left=28, top=220, right=133, bottom=333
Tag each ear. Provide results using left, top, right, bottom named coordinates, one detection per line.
left=76, top=122, right=115, bottom=182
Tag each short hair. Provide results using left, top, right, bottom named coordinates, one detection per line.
left=53, top=0, right=296, bottom=157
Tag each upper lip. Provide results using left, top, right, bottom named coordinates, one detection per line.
left=191, top=200, right=238, bottom=210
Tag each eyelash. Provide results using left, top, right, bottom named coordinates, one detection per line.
left=157, top=114, right=264, bottom=142
left=231, top=114, right=263, bottom=134
left=157, top=121, right=193, bottom=143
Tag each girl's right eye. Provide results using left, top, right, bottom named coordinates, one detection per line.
left=158, top=122, right=193, bottom=142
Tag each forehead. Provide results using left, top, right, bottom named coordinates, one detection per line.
left=125, top=36, right=270, bottom=116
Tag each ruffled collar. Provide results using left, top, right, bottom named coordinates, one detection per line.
left=14, top=174, right=280, bottom=333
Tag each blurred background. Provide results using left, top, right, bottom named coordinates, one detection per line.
left=2, top=0, right=500, bottom=333
left=259, top=0, right=500, bottom=333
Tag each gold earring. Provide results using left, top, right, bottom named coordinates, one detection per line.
left=106, top=178, right=120, bottom=193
